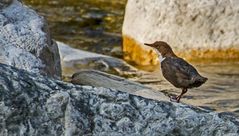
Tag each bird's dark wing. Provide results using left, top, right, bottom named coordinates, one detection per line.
left=161, top=57, right=199, bottom=88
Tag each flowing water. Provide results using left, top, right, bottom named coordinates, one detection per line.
left=24, top=0, right=239, bottom=116
left=24, top=0, right=126, bottom=57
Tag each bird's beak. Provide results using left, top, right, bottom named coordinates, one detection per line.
left=144, top=43, right=153, bottom=47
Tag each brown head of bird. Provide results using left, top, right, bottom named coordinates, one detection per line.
left=144, top=41, right=177, bottom=58
left=144, top=41, right=207, bottom=102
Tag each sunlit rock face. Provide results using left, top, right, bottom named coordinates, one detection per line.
left=0, top=0, right=61, bottom=79
left=0, top=63, right=239, bottom=135
left=123, top=0, right=239, bottom=65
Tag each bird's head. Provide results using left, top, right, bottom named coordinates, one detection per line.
left=144, top=41, right=176, bottom=57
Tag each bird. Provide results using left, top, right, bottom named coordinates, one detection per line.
left=144, top=41, right=207, bottom=102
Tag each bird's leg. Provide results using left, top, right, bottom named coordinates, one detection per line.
left=176, top=88, right=188, bottom=102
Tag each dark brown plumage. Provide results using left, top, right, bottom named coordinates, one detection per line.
left=144, top=41, right=207, bottom=102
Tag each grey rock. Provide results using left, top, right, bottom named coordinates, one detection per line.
left=0, top=0, right=61, bottom=79
left=58, top=41, right=138, bottom=78
left=0, top=63, right=238, bottom=136
left=0, top=0, right=12, bottom=9
left=71, top=70, right=169, bottom=101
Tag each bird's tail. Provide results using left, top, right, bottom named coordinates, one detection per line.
left=197, top=75, right=208, bottom=83
left=190, top=75, right=208, bottom=88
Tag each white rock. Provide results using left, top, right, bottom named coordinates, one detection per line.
left=123, top=0, right=239, bottom=65
left=57, top=41, right=107, bottom=63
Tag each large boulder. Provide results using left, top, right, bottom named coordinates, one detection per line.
left=0, top=63, right=238, bottom=135
left=123, top=0, right=239, bottom=65
left=0, top=0, right=61, bottom=79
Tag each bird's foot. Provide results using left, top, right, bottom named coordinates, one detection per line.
left=169, top=95, right=181, bottom=103
left=176, top=96, right=181, bottom=103
left=170, top=95, right=179, bottom=103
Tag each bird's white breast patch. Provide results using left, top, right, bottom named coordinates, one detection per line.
left=159, top=55, right=166, bottom=63
left=154, top=49, right=165, bottom=63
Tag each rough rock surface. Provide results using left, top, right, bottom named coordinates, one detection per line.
left=0, top=0, right=61, bottom=79
left=58, top=41, right=139, bottom=78
left=123, top=0, right=239, bottom=65
left=0, top=0, right=12, bottom=8
left=0, top=63, right=239, bottom=135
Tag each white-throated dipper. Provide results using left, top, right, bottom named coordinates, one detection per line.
left=144, top=41, right=207, bottom=102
